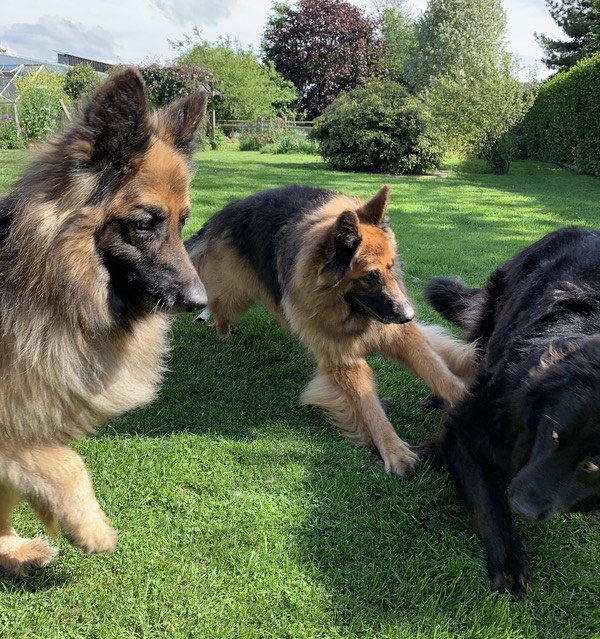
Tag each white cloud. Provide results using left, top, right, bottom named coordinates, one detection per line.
left=150, top=0, right=235, bottom=27
left=1, top=15, right=118, bottom=63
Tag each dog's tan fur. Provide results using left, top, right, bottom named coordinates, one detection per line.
left=188, top=186, right=475, bottom=476
left=0, top=69, right=207, bottom=576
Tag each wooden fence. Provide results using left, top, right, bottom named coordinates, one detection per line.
left=216, top=118, right=313, bottom=137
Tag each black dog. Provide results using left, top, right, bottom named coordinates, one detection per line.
left=417, top=226, right=600, bottom=598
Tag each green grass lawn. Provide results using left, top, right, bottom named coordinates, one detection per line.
left=1, top=148, right=600, bottom=638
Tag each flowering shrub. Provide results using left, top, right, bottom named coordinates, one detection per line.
left=14, top=68, right=69, bottom=142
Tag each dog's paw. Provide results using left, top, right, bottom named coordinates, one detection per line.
left=64, top=516, right=118, bottom=555
left=411, top=440, right=445, bottom=470
left=0, top=535, right=58, bottom=578
left=420, top=393, right=444, bottom=411
left=377, top=442, right=419, bottom=478
left=491, top=564, right=532, bottom=599
left=487, top=549, right=532, bottom=599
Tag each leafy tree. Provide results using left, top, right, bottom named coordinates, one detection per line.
left=175, top=34, right=297, bottom=121
left=535, top=0, right=600, bottom=73
left=365, top=0, right=413, bottom=20
left=310, top=78, right=444, bottom=174
left=406, top=0, right=532, bottom=173
left=262, top=0, right=384, bottom=119
left=424, top=59, right=534, bottom=173
left=405, top=0, right=509, bottom=93
left=63, top=64, right=104, bottom=103
left=380, top=6, right=417, bottom=85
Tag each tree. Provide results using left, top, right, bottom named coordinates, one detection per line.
left=424, top=59, right=534, bottom=172
left=405, top=0, right=509, bottom=93
left=262, top=0, right=384, bottom=119
left=405, top=0, right=532, bottom=173
left=535, top=0, right=600, bottom=73
left=175, top=34, right=297, bottom=121
left=380, top=6, right=417, bottom=85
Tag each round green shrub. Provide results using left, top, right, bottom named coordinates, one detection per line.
left=309, top=78, right=444, bottom=174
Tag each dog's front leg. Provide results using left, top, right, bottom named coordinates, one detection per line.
left=380, top=322, right=469, bottom=406
left=300, top=360, right=418, bottom=476
left=0, top=444, right=118, bottom=562
left=443, top=427, right=531, bottom=598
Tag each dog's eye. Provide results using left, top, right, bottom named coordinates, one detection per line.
left=581, top=460, right=600, bottom=473
left=551, top=431, right=560, bottom=444
left=135, top=219, right=154, bottom=232
left=363, top=270, right=380, bottom=284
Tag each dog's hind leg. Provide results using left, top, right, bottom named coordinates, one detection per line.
left=0, top=483, right=58, bottom=577
left=0, top=445, right=117, bottom=572
left=300, top=360, right=418, bottom=476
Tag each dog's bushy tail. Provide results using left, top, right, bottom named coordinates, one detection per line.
left=424, top=277, right=484, bottom=334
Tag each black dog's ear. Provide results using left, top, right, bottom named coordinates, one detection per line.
left=529, top=338, right=584, bottom=379
left=81, top=68, right=152, bottom=171
left=317, top=210, right=362, bottom=289
left=357, top=185, right=390, bottom=226
left=156, top=91, right=208, bottom=157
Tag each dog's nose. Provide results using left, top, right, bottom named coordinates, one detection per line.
left=392, top=301, right=415, bottom=323
left=183, top=279, right=208, bottom=311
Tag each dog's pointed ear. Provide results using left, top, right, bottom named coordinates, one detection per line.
left=357, top=185, right=390, bottom=226
left=156, top=91, right=208, bottom=157
left=81, top=68, right=152, bottom=169
left=317, top=210, right=361, bottom=289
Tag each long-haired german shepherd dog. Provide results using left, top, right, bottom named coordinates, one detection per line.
left=0, top=68, right=208, bottom=576
left=418, top=227, right=600, bottom=598
left=186, top=185, right=475, bottom=476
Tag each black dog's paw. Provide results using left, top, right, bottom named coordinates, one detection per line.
left=411, top=440, right=445, bottom=470
left=488, top=551, right=532, bottom=599
left=420, top=393, right=444, bottom=411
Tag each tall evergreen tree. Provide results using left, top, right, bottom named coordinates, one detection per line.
left=535, top=0, right=600, bottom=73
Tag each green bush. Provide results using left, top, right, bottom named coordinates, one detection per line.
left=0, top=113, right=25, bottom=149
left=260, top=133, right=319, bottom=155
left=64, top=64, right=104, bottom=102
left=310, top=79, right=444, bottom=174
left=201, top=126, right=228, bottom=150
left=482, top=131, right=516, bottom=175
left=138, top=64, right=211, bottom=109
left=518, top=53, right=600, bottom=174
left=14, top=68, right=69, bottom=142
left=239, top=133, right=270, bottom=151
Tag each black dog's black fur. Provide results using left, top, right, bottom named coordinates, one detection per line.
left=418, top=227, right=600, bottom=598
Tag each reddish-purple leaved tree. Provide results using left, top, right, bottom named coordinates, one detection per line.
left=262, top=0, right=385, bottom=119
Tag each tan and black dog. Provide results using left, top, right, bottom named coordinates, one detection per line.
left=186, top=185, right=474, bottom=476
left=0, top=68, right=207, bottom=576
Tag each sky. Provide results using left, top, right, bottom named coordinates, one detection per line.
left=0, top=0, right=564, bottom=81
